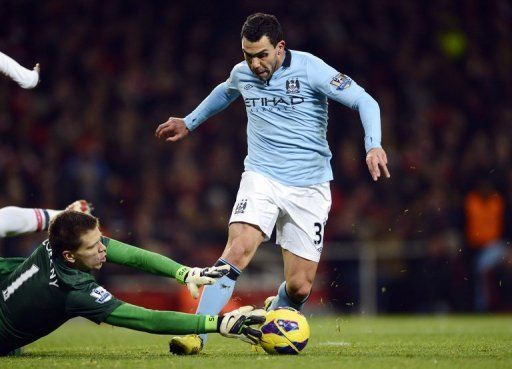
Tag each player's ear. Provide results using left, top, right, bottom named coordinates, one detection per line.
left=62, top=250, right=76, bottom=264
left=277, top=40, right=285, bottom=54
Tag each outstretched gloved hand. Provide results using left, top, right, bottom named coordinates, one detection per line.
left=176, top=265, right=231, bottom=298
left=219, top=306, right=266, bottom=344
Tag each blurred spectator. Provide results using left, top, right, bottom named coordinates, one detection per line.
left=465, top=178, right=508, bottom=311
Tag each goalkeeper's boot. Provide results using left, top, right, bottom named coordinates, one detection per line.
left=169, top=334, right=203, bottom=355
left=264, top=295, right=276, bottom=311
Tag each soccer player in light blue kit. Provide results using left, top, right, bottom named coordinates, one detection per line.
left=156, top=13, right=390, bottom=354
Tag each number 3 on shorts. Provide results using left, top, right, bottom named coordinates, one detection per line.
left=313, top=222, right=323, bottom=245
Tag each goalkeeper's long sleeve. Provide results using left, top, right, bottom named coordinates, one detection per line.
left=104, top=237, right=189, bottom=282
left=105, top=303, right=219, bottom=334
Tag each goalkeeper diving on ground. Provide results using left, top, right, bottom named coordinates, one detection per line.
left=0, top=204, right=266, bottom=356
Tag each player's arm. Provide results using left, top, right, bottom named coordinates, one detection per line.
left=104, top=238, right=229, bottom=298
left=307, top=56, right=390, bottom=181
left=105, top=303, right=265, bottom=341
left=0, top=200, right=91, bottom=238
left=0, top=51, right=40, bottom=89
left=182, top=80, right=241, bottom=131
left=336, top=85, right=390, bottom=181
left=155, top=68, right=241, bottom=142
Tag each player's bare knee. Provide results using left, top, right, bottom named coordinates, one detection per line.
left=223, top=240, right=252, bottom=268
left=223, top=245, right=245, bottom=265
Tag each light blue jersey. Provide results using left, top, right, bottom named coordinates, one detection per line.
left=184, top=49, right=381, bottom=186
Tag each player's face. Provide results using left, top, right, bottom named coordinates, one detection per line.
left=73, top=227, right=107, bottom=271
left=242, top=36, right=285, bottom=81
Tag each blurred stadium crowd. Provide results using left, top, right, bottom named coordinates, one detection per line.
left=1, top=0, right=511, bottom=312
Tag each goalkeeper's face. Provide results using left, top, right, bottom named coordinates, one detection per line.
left=71, top=227, right=107, bottom=272
left=242, top=35, right=285, bottom=81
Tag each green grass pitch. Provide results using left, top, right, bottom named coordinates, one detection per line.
left=3, top=315, right=511, bottom=369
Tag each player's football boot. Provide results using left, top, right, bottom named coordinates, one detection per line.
left=169, top=334, right=203, bottom=355
left=264, top=295, right=276, bottom=311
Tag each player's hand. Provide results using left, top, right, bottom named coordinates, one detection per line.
left=219, top=306, right=266, bottom=344
left=366, top=147, right=390, bottom=181
left=65, top=200, right=93, bottom=214
left=155, top=117, right=190, bottom=142
left=182, top=265, right=230, bottom=299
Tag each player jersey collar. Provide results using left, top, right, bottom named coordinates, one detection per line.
left=53, top=251, right=97, bottom=288
left=265, top=49, right=291, bottom=86
left=282, top=48, right=291, bottom=68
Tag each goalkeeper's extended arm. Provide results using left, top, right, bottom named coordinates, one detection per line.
left=105, top=303, right=265, bottom=340
left=105, top=303, right=218, bottom=335
left=105, top=238, right=229, bottom=297
left=105, top=238, right=185, bottom=278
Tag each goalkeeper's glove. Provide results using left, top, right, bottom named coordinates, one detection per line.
left=176, top=265, right=230, bottom=298
left=218, top=306, right=266, bottom=344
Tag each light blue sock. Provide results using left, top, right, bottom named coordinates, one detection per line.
left=268, top=281, right=309, bottom=311
left=196, top=258, right=241, bottom=344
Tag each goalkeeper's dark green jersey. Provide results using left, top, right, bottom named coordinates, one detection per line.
left=0, top=237, right=218, bottom=355
left=0, top=238, right=122, bottom=354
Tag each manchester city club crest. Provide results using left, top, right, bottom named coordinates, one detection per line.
left=285, top=77, right=300, bottom=94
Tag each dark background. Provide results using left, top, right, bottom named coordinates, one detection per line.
left=1, top=0, right=511, bottom=313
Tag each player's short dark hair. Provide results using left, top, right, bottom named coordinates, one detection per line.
left=241, top=13, right=283, bottom=46
left=49, top=211, right=99, bottom=257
